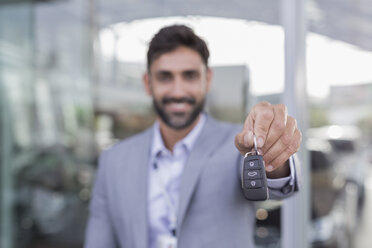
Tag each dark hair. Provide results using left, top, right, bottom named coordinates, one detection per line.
left=147, top=24, right=210, bottom=70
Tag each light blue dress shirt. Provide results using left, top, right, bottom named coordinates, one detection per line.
left=147, top=114, right=294, bottom=248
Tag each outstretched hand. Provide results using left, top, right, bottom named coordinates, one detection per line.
left=235, top=101, right=302, bottom=178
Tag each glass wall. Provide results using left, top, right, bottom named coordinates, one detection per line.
left=0, top=3, right=34, bottom=247
left=1, top=1, right=95, bottom=247
left=306, top=1, right=372, bottom=248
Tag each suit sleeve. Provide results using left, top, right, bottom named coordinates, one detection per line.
left=84, top=151, right=118, bottom=248
left=267, top=154, right=301, bottom=200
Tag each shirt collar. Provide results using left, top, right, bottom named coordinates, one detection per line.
left=151, top=113, right=207, bottom=158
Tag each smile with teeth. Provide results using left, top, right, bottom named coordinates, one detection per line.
left=166, top=102, right=192, bottom=112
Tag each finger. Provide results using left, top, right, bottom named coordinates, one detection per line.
left=251, top=102, right=275, bottom=148
left=235, top=130, right=254, bottom=155
left=266, top=128, right=302, bottom=171
left=242, top=108, right=255, bottom=134
left=236, top=102, right=262, bottom=154
left=263, top=116, right=296, bottom=164
left=261, top=104, right=288, bottom=153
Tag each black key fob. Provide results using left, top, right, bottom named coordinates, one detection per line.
left=241, top=135, right=269, bottom=201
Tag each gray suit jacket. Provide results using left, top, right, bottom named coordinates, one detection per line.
left=84, top=116, right=298, bottom=248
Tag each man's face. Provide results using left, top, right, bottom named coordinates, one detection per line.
left=144, top=46, right=212, bottom=130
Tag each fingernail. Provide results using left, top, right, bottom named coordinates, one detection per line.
left=257, top=137, right=264, bottom=148
left=266, top=165, right=274, bottom=172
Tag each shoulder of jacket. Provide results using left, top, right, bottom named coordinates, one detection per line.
left=103, top=126, right=153, bottom=155
left=208, top=117, right=242, bottom=134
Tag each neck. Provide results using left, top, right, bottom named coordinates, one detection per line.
left=158, top=115, right=201, bottom=152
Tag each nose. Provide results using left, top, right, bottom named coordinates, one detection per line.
left=169, top=76, right=187, bottom=98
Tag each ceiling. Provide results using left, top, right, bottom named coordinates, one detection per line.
left=96, top=0, right=372, bottom=52
left=2, top=0, right=371, bottom=51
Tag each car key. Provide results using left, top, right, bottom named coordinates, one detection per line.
left=242, top=135, right=269, bottom=201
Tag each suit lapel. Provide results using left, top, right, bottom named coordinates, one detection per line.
left=177, top=117, right=224, bottom=233
left=128, top=128, right=153, bottom=248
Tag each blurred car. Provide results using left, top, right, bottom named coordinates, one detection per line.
left=254, top=125, right=367, bottom=248
left=308, top=125, right=367, bottom=205
left=308, top=125, right=367, bottom=248
left=308, top=138, right=353, bottom=248
left=13, top=145, right=95, bottom=248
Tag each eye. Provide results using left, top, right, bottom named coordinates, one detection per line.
left=155, top=71, right=173, bottom=82
left=183, top=70, right=199, bottom=81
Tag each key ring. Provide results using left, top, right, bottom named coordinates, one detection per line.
left=244, top=134, right=261, bottom=157
left=253, top=134, right=258, bottom=154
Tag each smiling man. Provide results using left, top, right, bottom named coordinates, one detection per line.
left=143, top=45, right=212, bottom=149
left=84, top=25, right=301, bottom=248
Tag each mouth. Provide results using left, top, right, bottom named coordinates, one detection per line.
left=162, top=97, right=196, bottom=113
left=153, top=96, right=205, bottom=129
left=166, top=102, right=192, bottom=112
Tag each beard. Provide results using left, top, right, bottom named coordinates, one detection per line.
left=153, top=96, right=205, bottom=130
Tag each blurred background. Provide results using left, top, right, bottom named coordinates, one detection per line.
left=0, top=0, right=371, bottom=247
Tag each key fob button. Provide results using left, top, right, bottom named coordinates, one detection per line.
left=244, top=180, right=262, bottom=189
left=244, top=159, right=260, bottom=169
left=245, top=170, right=262, bottom=179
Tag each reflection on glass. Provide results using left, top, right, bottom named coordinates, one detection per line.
left=306, top=2, right=372, bottom=246
left=1, top=1, right=95, bottom=248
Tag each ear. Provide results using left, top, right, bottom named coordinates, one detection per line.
left=205, top=67, right=213, bottom=92
left=143, top=72, right=152, bottom=96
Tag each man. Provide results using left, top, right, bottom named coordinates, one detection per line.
left=85, top=25, right=301, bottom=248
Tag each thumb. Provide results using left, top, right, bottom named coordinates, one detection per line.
left=251, top=104, right=275, bottom=148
